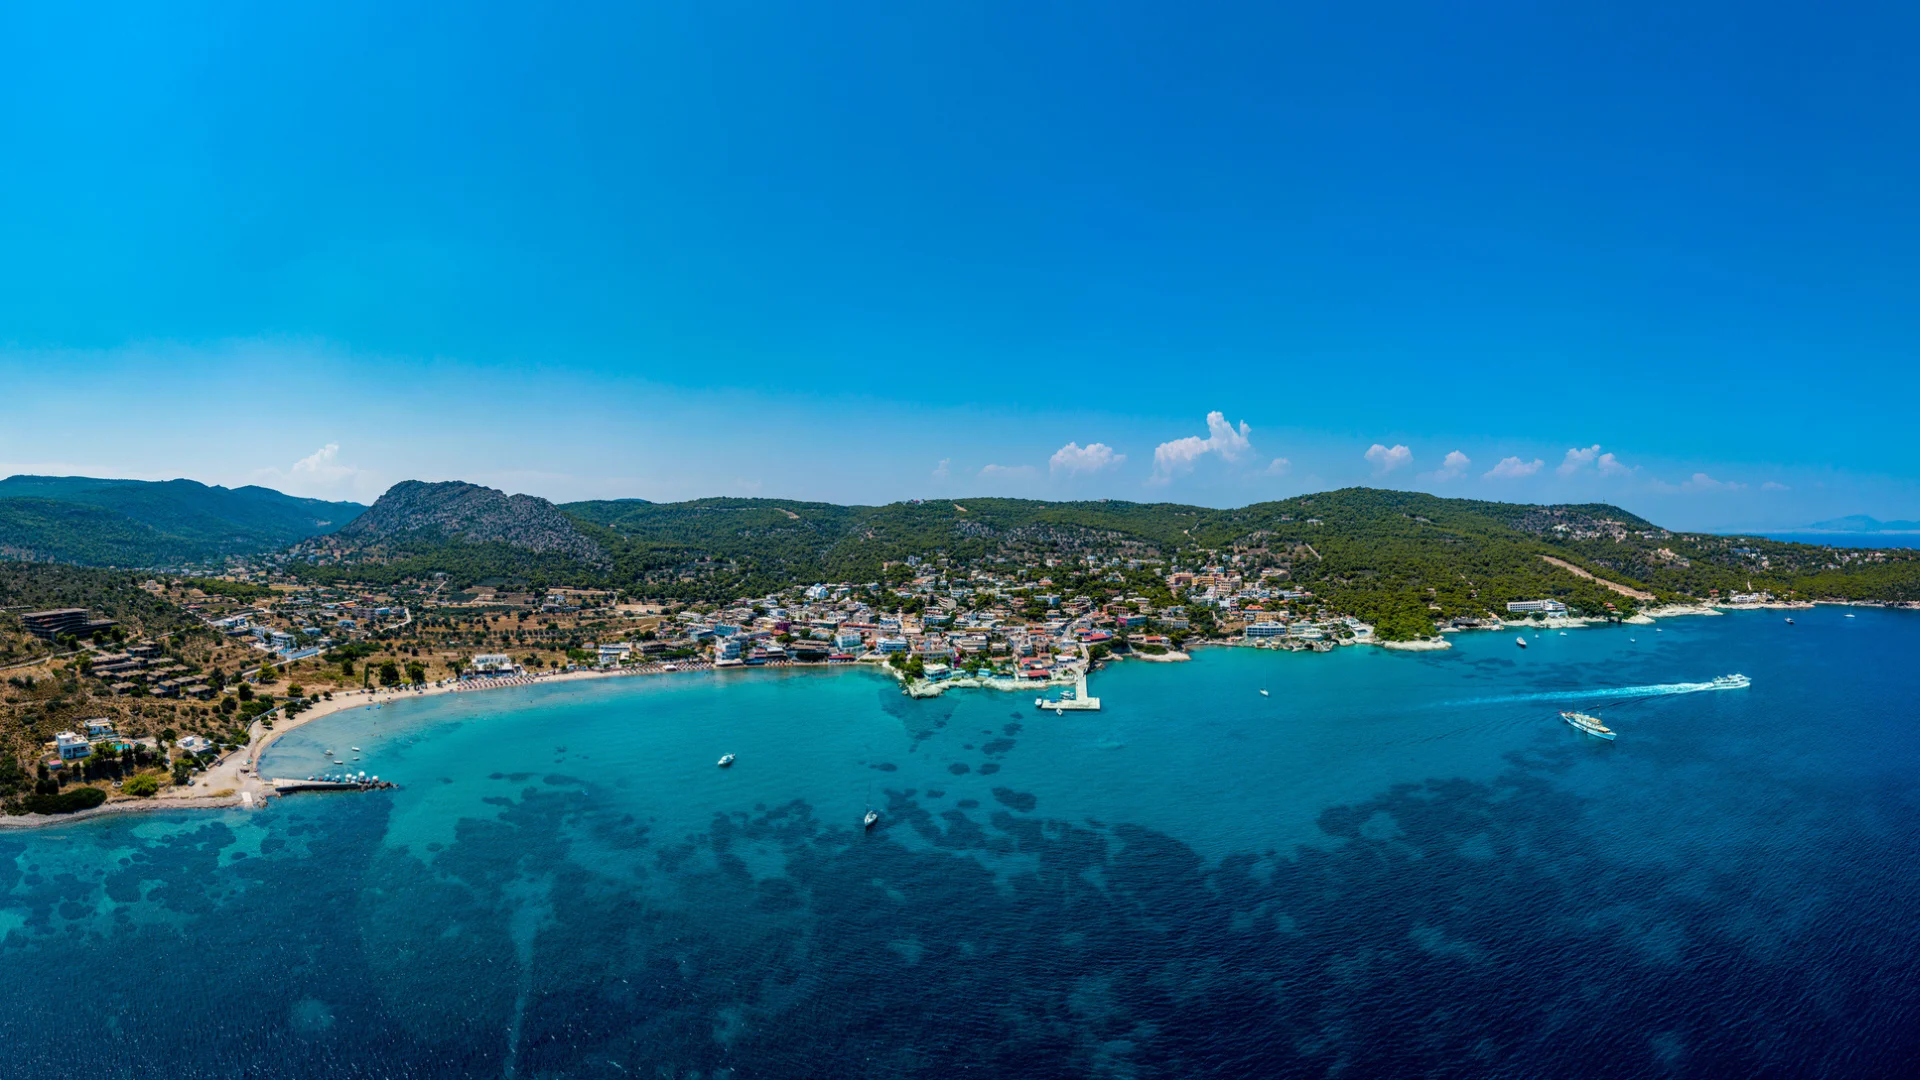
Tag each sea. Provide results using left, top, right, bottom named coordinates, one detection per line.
left=1757, top=532, right=1920, bottom=549
left=4, top=608, right=1919, bottom=1078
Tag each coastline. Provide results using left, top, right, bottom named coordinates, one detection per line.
left=0, top=662, right=713, bottom=831
left=4, top=599, right=1900, bottom=831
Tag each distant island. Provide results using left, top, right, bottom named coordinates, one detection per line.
left=6, top=475, right=1920, bottom=820
left=1805, top=514, right=1920, bottom=534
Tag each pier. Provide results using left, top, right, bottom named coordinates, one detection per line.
left=271, top=777, right=398, bottom=794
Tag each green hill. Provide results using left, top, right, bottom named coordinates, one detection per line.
left=283, top=486, right=1920, bottom=639
left=0, top=475, right=364, bottom=567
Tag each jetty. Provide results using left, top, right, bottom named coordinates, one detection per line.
left=272, top=776, right=398, bottom=794
left=1036, top=674, right=1101, bottom=712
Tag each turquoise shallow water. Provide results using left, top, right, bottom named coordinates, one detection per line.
left=3, top=609, right=1919, bottom=1077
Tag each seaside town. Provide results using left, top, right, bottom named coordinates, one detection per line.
left=11, top=525, right=1851, bottom=824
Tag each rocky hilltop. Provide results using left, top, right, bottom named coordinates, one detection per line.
left=333, top=481, right=607, bottom=563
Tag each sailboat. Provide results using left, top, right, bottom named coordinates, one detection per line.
left=863, top=809, right=880, bottom=829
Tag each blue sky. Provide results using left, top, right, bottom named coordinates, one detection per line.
left=3, top=1, right=1917, bottom=529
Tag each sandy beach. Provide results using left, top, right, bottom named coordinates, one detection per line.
left=0, top=662, right=709, bottom=831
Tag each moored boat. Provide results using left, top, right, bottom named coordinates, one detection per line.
left=717, top=753, right=735, bottom=767
left=1515, top=636, right=1528, bottom=649
left=863, top=810, right=880, bottom=829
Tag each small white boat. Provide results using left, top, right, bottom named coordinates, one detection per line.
left=863, top=810, right=880, bottom=829
left=1259, top=688, right=1270, bottom=697
left=1559, top=631, right=1567, bottom=636
left=1515, top=636, right=1528, bottom=649
left=1845, top=613, right=1857, bottom=618
left=717, top=754, right=735, bottom=768
left=350, top=747, right=360, bottom=752
left=1785, top=617, right=1795, bottom=625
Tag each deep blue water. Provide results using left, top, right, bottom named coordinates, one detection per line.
left=4, top=609, right=1919, bottom=1078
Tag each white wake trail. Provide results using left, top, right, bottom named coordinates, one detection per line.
left=1444, top=676, right=1749, bottom=708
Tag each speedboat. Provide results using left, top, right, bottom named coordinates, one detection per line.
left=863, top=810, right=880, bottom=829
left=1561, top=711, right=1616, bottom=741
left=717, top=754, right=735, bottom=767
left=1515, top=636, right=1528, bottom=649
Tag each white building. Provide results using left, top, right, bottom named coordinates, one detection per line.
left=1506, top=599, right=1570, bottom=617
left=471, top=653, right=517, bottom=674
left=55, top=731, right=92, bottom=761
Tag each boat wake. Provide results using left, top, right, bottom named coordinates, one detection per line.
left=1443, top=674, right=1750, bottom=708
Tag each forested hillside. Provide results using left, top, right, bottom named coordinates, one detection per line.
left=0, top=475, right=363, bottom=566
left=287, top=487, right=1920, bottom=639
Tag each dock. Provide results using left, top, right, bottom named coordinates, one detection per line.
left=271, top=777, right=398, bottom=794
left=1036, top=674, right=1101, bottom=712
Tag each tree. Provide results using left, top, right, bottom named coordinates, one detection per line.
left=122, top=772, right=160, bottom=797
left=378, top=661, right=401, bottom=686
left=405, top=662, right=426, bottom=685
left=236, top=682, right=254, bottom=702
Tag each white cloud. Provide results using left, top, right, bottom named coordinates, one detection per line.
left=1266, top=457, right=1291, bottom=476
left=290, top=443, right=356, bottom=485
left=1049, top=442, right=1126, bottom=475
left=1486, top=456, right=1544, bottom=479
left=1433, top=450, right=1470, bottom=481
left=256, top=442, right=370, bottom=497
left=1683, top=472, right=1746, bottom=492
left=1364, top=443, right=1412, bottom=473
left=1762, top=480, right=1790, bottom=491
left=1558, top=444, right=1602, bottom=476
left=1150, top=412, right=1254, bottom=482
left=979, top=464, right=1038, bottom=480
left=932, top=458, right=951, bottom=480
left=1597, top=452, right=1631, bottom=477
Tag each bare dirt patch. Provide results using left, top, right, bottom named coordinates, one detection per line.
left=1540, top=555, right=1655, bottom=600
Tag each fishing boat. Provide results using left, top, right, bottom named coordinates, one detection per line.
left=1561, top=710, right=1616, bottom=741
left=1515, top=636, right=1528, bottom=649
left=717, top=754, right=735, bottom=768
left=863, top=810, right=880, bottom=829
